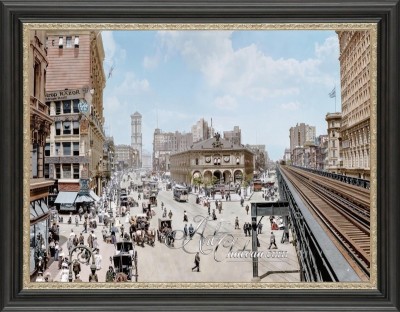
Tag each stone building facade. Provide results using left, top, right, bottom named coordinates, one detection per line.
left=131, top=112, right=142, bottom=168
left=44, top=30, right=106, bottom=195
left=153, top=128, right=193, bottom=172
left=337, top=30, right=371, bottom=179
left=29, top=30, right=54, bottom=276
left=170, top=134, right=255, bottom=186
left=325, top=113, right=342, bottom=173
left=224, top=126, right=241, bottom=145
left=115, top=144, right=137, bottom=169
left=289, top=123, right=316, bottom=162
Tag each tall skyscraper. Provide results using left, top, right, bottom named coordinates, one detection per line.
left=289, top=123, right=316, bottom=153
left=131, top=111, right=142, bottom=168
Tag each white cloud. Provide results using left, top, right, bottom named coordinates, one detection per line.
left=143, top=55, right=159, bottom=69
left=280, top=101, right=300, bottom=111
left=101, top=31, right=127, bottom=76
left=103, top=95, right=121, bottom=113
left=315, top=36, right=339, bottom=60
left=151, top=32, right=331, bottom=101
left=116, top=72, right=150, bottom=94
left=213, top=95, right=238, bottom=111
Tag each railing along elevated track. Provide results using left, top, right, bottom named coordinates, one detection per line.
left=280, top=165, right=370, bottom=278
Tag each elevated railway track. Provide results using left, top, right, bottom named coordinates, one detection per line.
left=280, top=166, right=371, bottom=279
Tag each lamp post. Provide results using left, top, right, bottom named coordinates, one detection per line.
left=68, top=245, right=96, bottom=282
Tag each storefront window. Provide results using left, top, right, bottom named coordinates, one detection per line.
left=29, top=220, right=49, bottom=275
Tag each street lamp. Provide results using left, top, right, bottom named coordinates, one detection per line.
left=68, top=245, right=96, bottom=282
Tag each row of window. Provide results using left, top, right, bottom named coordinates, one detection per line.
left=44, top=163, right=80, bottom=179
left=55, top=121, right=80, bottom=135
left=45, top=142, right=80, bottom=156
left=58, top=36, right=79, bottom=48
left=55, top=100, right=80, bottom=115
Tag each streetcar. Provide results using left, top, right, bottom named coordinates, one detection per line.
left=173, top=185, right=189, bottom=202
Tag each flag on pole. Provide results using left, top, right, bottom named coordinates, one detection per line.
left=329, top=87, right=336, bottom=98
left=107, top=64, right=115, bottom=79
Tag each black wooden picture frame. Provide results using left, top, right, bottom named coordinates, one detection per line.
left=1, top=0, right=399, bottom=311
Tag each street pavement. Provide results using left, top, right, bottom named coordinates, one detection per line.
left=43, top=173, right=300, bottom=283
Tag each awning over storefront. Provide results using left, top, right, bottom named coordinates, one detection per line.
left=54, top=191, right=78, bottom=204
left=30, top=200, right=49, bottom=222
left=74, top=194, right=94, bottom=203
left=89, top=190, right=101, bottom=202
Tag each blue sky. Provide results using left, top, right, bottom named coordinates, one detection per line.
left=102, top=30, right=341, bottom=161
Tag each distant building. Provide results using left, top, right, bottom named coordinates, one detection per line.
left=114, top=144, right=137, bottom=169
left=191, top=118, right=210, bottom=143
left=337, top=30, right=371, bottom=179
left=170, top=133, right=255, bottom=186
left=224, top=126, right=241, bottom=145
left=316, top=135, right=329, bottom=170
left=153, top=128, right=193, bottom=172
left=141, top=151, right=152, bottom=169
left=325, top=113, right=342, bottom=173
left=283, top=148, right=291, bottom=163
left=289, top=123, right=316, bottom=164
left=245, top=144, right=267, bottom=173
left=131, top=112, right=142, bottom=168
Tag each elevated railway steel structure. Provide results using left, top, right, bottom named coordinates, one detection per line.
left=291, top=165, right=370, bottom=189
left=277, top=165, right=367, bottom=282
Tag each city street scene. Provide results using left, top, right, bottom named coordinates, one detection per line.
left=29, top=28, right=372, bottom=284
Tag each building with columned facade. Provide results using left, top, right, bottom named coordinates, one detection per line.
left=170, top=133, right=255, bottom=186
left=325, top=112, right=342, bottom=173
left=337, top=30, right=371, bottom=180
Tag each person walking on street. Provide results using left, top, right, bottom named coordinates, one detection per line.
left=240, top=197, right=244, bottom=207
left=106, top=266, right=115, bottom=282
left=245, top=205, right=249, bottom=215
left=83, top=220, right=87, bottom=233
left=87, top=231, right=94, bottom=248
left=183, top=210, right=188, bottom=222
left=79, top=233, right=84, bottom=245
left=268, top=232, right=277, bottom=249
left=184, top=224, right=188, bottom=237
left=75, top=215, right=79, bottom=227
left=72, top=260, right=81, bottom=279
left=168, top=210, right=173, bottom=219
left=192, top=252, right=200, bottom=272
left=235, top=217, right=239, bottom=229
left=188, top=224, right=194, bottom=238
left=257, top=222, right=263, bottom=234
left=89, top=267, right=98, bottom=283
left=243, top=222, right=248, bottom=236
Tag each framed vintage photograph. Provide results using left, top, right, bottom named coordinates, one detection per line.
left=1, top=0, right=399, bottom=311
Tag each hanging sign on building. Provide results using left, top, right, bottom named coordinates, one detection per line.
left=45, top=88, right=84, bottom=102
left=79, top=178, right=90, bottom=195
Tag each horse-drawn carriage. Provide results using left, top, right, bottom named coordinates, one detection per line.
left=149, top=194, right=157, bottom=207
left=142, top=202, right=156, bottom=218
left=157, top=217, right=174, bottom=246
left=113, top=241, right=138, bottom=282
left=129, top=214, right=155, bottom=247
left=128, top=197, right=139, bottom=207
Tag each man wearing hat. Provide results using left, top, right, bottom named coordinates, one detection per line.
left=72, top=260, right=81, bottom=279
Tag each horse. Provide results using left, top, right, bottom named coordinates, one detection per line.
left=115, top=272, right=128, bottom=282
